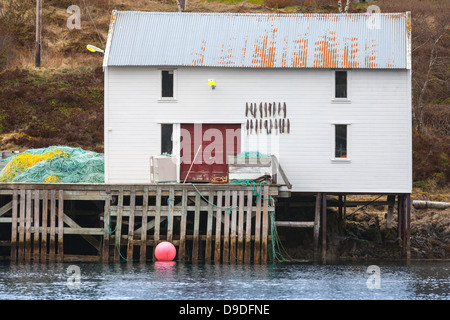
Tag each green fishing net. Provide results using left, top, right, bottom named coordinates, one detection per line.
left=0, top=146, right=104, bottom=183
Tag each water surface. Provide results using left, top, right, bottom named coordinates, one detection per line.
left=0, top=261, right=448, bottom=300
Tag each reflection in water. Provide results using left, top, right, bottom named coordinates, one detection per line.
left=0, top=261, right=448, bottom=300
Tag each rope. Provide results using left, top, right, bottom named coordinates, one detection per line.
left=81, top=0, right=104, bottom=48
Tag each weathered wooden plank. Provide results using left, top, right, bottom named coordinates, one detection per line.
left=140, top=186, right=149, bottom=263
left=41, top=190, right=48, bottom=262
left=261, top=186, right=269, bottom=264
left=223, top=190, right=231, bottom=263
left=102, top=194, right=111, bottom=262
left=244, top=190, right=252, bottom=264
left=10, top=190, right=18, bottom=262
left=0, top=201, right=12, bottom=217
left=114, top=187, right=124, bottom=262
left=237, top=190, right=245, bottom=264
left=214, top=191, right=223, bottom=264
left=254, top=193, right=262, bottom=264
left=406, top=194, right=411, bottom=260
left=63, top=228, right=104, bottom=235
left=205, top=192, right=214, bottom=263
left=167, top=187, right=174, bottom=243
left=57, top=190, right=64, bottom=262
left=33, top=190, right=40, bottom=261
left=179, top=188, right=187, bottom=261
left=321, top=193, right=327, bottom=264
left=192, top=193, right=200, bottom=264
left=386, top=195, right=395, bottom=229
left=127, top=186, right=136, bottom=262
left=313, top=193, right=321, bottom=262
left=25, top=190, right=32, bottom=262
left=153, top=186, right=161, bottom=261
left=49, top=190, right=56, bottom=262
left=275, top=221, right=315, bottom=228
left=230, top=191, right=238, bottom=264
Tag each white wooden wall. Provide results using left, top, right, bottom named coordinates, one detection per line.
left=104, top=66, right=412, bottom=193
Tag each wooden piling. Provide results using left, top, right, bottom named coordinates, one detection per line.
left=230, top=191, right=238, bottom=263
left=33, top=190, right=40, bottom=261
left=25, top=190, right=32, bottom=262
left=102, top=193, right=111, bottom=262
left=313, top=193, right=321, bottom=262
left=114, top=187, right=124, bottom=262
left=49, top=190, right=56, bottom=262
left=237, top=190, right=245, bottom=264
left=41, top=190, right=48, bottom=262
left=127, top=186, right=136, bottom=262
left=192, top=193, right=200, bottom=264
left=321, top=193, right=327, bottom=264
left=223, top=190, right=231, bottom=263
left=205, top=192, right=214, bottom=263
left=214, top=191, right=223, bottom=264
left=254, top=192, right=262, bottom=264
left=244, top=190, right=252, bottom=264
left=179, top=188, right=188, bottom=261
left=57, top=190, right=64, bottom=262
left=140, top=186, right=149, bottom=263
left=10, top=190, right=18, bottom=261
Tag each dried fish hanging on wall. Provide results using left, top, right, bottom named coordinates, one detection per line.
left=244, top=101, right=290, bottom=135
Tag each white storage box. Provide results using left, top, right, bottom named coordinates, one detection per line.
left=150, top=155, right=177, bottom=183
left=227, top=155, right=274, bottom=181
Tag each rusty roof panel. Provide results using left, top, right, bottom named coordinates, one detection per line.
left=105, top=11, right=408, bottom=69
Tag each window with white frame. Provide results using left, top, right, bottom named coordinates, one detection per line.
left=160, top=69, right=176, bottom=99
left=332, top=123, right=351, bottom=161
left=332, top=70, right=350, bottom=102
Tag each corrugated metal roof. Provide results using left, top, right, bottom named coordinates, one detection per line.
left=104, top=11, right=410, bottom=69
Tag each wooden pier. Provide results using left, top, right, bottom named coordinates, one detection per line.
left=0, top=183, right=278, bottom=264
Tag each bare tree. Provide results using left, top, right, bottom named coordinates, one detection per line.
left=338, top=0, right=351, bottom=13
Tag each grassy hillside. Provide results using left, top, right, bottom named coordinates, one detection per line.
left=0, top=0, right=448, bottom=194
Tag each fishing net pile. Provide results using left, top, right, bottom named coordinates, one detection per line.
left=0, top=146, right=104, bottom=183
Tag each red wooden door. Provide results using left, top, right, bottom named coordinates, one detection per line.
left=180, top=124, right=241, bottom=182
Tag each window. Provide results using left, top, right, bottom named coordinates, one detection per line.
left=161, top=70, right=174, bottom=98
left=161, top=124, right=173, bottom=155
left=335, top=71, right=347, bottom=98
left=334, top=124, right=348, bottom=159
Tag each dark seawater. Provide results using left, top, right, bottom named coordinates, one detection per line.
left=0, top=260, right=448, bottom=300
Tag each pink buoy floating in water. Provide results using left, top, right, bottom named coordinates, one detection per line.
left=154, top=241, right=176, bottom=261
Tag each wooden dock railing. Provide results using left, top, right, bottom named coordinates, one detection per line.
left=0, top=183, right=278, bottom=264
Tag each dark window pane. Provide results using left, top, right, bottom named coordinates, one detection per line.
left=335, top=71, right=347, bottom=98
left=335, top=125, right=347, bottom=158
left=161, top=124, right=173, bottom=155
left=162, top=70, right=174, bottom=97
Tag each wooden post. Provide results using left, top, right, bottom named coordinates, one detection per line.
left=140, top=186, right=149, bottom=263
left=405, top=194, right=411, bottom=260
left=127, top=186, right=136, bottom=262
left=18, top=189, right=25, bottom=262
left=214, top=191, right=223, bottom=264
left=33, top=190, right=40, bottom=261
left=192, top=193, right=200, bottom=263
left=338, top=195, right=343, bottom=220
left=114, top=187, right=124, bottom=262
left=167, top=187, right=174, bottom=243
left=102, top=193, right=111, bottom=263
left=261, top=186, right=269, bottom=264
left=313, top=193, right=321, bottom=262
left=237, top=190, right=245, bottom=264
left=386, top=195, right=396, bottom=229
left=321, top=193, right=327, bottom=264
left=230, top=191, right=238, bottom=263
left=57, top=190, right=64, bottom=262
left=10, top=190, right=18, bottom=262
left=205, top=192, right=214, bottom=263
left=41, top=190, right=48, bottom=262
left=244, top=190, right=253, bottom=264
left=397, top=195, right=404, bottom=240
left=35, top=0, right=43, bottom=67
left=179, top=188, right=188, bottom=261
left=153, top=187, right=161, bottom=261
left=25, top=190, right=32, bottom=262
left=49, top=189, right=56, bottom=262
left=223, top=190, right=231, bottom=263
left=254, top=192, right=262, bottom=264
